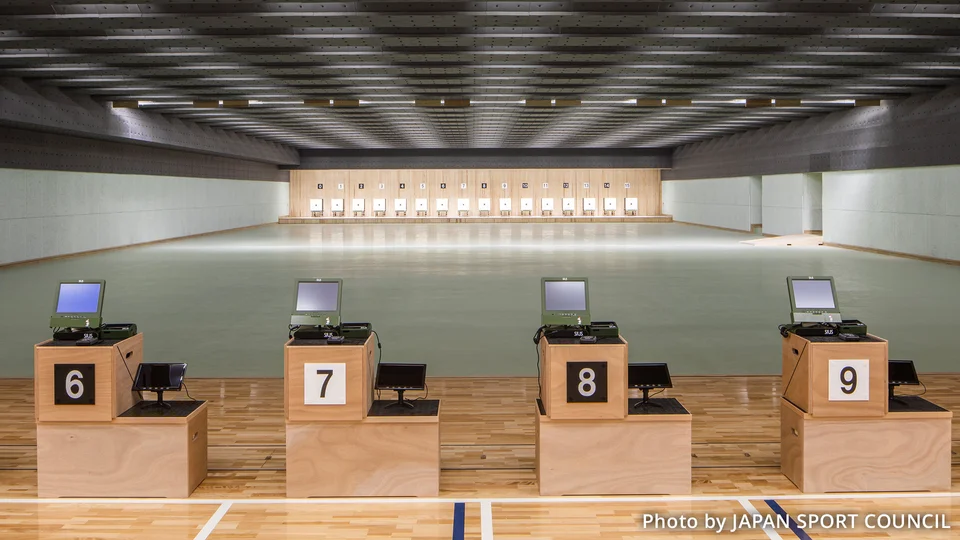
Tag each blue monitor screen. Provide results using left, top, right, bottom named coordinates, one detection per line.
left=56, top=283, right=102, bottom=313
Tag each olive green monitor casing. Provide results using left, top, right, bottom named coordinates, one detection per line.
left=787, top=276, right=842, bottom=324
left=49, top=279, right=106, bottom=329
left=291, top=278, right=342, bottom=327
left=541, top=277, right=591, bottom=326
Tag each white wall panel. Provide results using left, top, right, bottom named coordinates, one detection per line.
left=761, top=174, right=804, bottom=236
left=823, top=165, right=960, bottom=261
left=0, top=168, right=288, bottom=265
left=802, top=174, right=823, bottom=232
left=661, top=176, right=760, bottom=231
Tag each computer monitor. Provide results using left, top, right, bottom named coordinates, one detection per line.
left=786, top=276, right=842, bottom=324
left=50, top=280, right=106, bottom=329
left=888, top=360, right=920, bottom=402
left=541, top=277, right=591, bottom=326
left=290, top=278, right=342, bottom=327
left=133, top=363, right=187, bottom=409
left=628, top=363, right=673, bottom=408
left=375, top=363, right=427, bottom=409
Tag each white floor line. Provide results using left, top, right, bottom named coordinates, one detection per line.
left=0, top=491, right=955, bottom=506
left=194, top=502, right=232, bottom=540
left=738, top=498, right=784, bottom=540
left=480, top=500, right=494, bottom=540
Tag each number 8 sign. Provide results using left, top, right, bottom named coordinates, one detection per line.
left=304, top=363, right=347, bottom=405
left=828, top=359, right=869, bottom=401
left=566, top=361, right=608, bottom=402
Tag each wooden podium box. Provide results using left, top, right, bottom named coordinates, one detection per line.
left=284, top=336, right=440, bottom=497
left=537, top=400, right=691, bottom=495
left=37, top=401, right=208, bottom=498
left=35, top=334, right=143, bottom=422
left=34, top=334, right=209, bottom=498
left=781, top=332, right=888, bottom=418
left=780, top=331, right=951, bottom=493
left=536, top=336, right=692, bottom=495
left=781, top=398, right=950, bottom=493
left=539, top=336, right=628, bottom=420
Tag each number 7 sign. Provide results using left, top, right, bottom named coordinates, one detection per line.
left=304, top=363, right=347, bottom=405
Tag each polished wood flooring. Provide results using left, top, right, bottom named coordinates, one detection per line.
left=3, top=375, right=960, bottom=538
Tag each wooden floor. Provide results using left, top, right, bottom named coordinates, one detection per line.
left=2, top=375, right=959, bottom=538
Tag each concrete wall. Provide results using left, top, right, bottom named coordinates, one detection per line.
left=661, top=176, right=761, bottom=231
left=761, top=174, right=804, bottom=235
left=760, top=173, right=823, bottom=236
left=803, top=174, right=823, bottom=232
left=823, top=165, right=960, bottom=261
left=0, top=168, right=289, bottom=265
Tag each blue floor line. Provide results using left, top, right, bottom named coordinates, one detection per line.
left=764, top=499, right=812, bottom=540
left=452, top=502, right=465, bottom=540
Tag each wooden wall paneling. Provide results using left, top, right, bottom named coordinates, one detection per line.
left=471, top=169, right=492, bottom=215
left=551, top=169, right=577, bottom=216
left=327, top=170, right=350, bottom=216
left=288, top=168, right=662, bottom=219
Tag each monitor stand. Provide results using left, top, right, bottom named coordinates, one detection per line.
left=384, top=389, right=416, bottom=410
left=632, top=388, right=663, bottom=410
left=888, top=384, right=908, bottom=406
left=140, top=390, right=172, bottom=410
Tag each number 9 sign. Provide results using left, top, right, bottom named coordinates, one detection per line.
left=828, top=359, right=869, bottom=401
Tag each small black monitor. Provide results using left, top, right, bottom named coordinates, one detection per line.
left=889, top=360, right=920, bottom=386
left=888, top=360, right=920, bottom=403
left=375, top=363, right=426, bottom=409
left=628, top=363, right=673, bottom=389
left=133, top=363, right=187, bottom=409
left=628, top=363, right=673, bottom=409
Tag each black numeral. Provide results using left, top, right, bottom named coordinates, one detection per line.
left=840, top=366, right=857, bottom=394
left=316, top=369, right=333, bottom=398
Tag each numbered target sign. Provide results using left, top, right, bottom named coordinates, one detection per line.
left=566, top=361, right=608, bottom=403
left=828, top=359, right=869, bottom=401
left=303, top=363, right=347, bottom=405
left=54, top=364, right=95, bottom=405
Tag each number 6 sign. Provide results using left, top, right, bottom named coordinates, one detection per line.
left=304, top=363, right=346, bottom=405
left=54, top=364, right=96, bottom=405
left=828, top=359, right=869, bottom=401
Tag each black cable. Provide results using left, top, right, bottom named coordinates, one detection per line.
left=372, top=330, right=383, bottom=401
left=416, top=381, right=429, bottom=401
left=182, top=381, right=198, bottom=401
left=532, top=326, right=547, bottom=400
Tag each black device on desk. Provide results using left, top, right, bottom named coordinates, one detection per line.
left=101, top=323, right=138, bottom=340
left=888, top=360, right=921, bottom=404
left=628, top=363, right=673, bottom=409
left=375, top=363, right=426, bottom=410
left=133, top=363, right=187, bottom=410
left=292, top=325, right=339, bottom=340
left=588, top=321, right=619, bottom=338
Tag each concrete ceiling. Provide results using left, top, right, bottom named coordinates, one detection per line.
left=1, top=1, right=959, bottom=150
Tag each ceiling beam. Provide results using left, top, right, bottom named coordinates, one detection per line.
left=0, top=77, right=299, bottom=165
